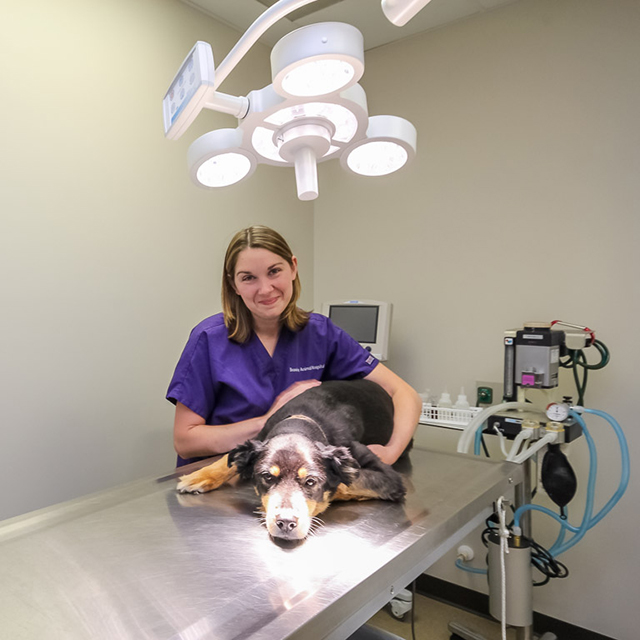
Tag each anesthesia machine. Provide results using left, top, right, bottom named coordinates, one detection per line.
left=449, top=321, right=629, bottom=640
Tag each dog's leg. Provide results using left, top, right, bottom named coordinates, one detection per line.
left=176, top=455, right=238, bottom=494
left=332, top=481, right=381, bottom=502
left=332, top=442, right=406, bottom=503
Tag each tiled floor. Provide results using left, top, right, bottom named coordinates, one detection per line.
left=367, top=593, right=517, bottom=640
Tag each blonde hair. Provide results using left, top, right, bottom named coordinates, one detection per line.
left=222, top=225, right=309, bottom=343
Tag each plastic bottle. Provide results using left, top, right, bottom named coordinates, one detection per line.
left=454, top=387, right=471, bottom=410
left=438, top=390, right=453, bottom=408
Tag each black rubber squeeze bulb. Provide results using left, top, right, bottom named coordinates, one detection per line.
left=541, top=444, right=577, bottom=518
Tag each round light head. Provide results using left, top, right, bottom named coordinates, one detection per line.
left=280, top=59, right=355, bottom=97
left=341, top=115, right=417, bottom=177
left=345, top=141, right=408, bottom=176
left=196, top=153, right=253, bottom=187
left=271, top=23, right=364, bottom=98
left=188, top=128, right=256, bottom=188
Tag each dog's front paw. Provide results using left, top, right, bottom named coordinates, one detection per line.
left=385, top=474, right=407, bottom=502
left=177, top=469, right=215, bottom=494
left=375, top=468, right=406, bottom=502
left=176, top=455, right=236, bottom=494
left=381, top=469, right=407, bottom=502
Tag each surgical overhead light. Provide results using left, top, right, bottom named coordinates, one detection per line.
left=163, top=0, right=428, bottom=201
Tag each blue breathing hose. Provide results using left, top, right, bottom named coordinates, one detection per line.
left=474, top=422, right=483, bottom=456
left=578, top=409, right=630, bottom=527
left=457, top=407, right=629, bottom=574
left=512, top=408, right=630, bottom=557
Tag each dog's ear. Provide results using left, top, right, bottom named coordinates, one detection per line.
left=315, top=443, right=360, bottom=488
left=228, top=439, right=266, bottom=480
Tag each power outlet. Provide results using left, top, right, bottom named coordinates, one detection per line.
left=475, top=381, right=504, bottom=406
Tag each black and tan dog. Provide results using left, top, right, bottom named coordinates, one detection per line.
left=177, top=379, right=408, bottom=541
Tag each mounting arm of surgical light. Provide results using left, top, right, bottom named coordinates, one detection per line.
left=381, top=0, right=434, bottom=27
left=214, top=0, right=319, bottom=92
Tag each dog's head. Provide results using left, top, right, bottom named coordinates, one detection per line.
left=228, top=434, right=360, bottom=541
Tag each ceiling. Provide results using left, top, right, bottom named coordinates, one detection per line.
left=181, top=0, right=519, bottom=51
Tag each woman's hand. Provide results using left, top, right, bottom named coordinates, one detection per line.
left=266, top=379, right=322, bottom=419
left=367, top=443, right=402, bottom=466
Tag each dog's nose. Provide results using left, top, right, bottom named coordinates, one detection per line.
left=276, top=516, right=298, bottom=532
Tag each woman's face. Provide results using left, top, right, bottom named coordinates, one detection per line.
left=232, top=247, right=298, bottom=327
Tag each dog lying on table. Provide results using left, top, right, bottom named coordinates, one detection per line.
left=176, top=379, right=408, bottom=542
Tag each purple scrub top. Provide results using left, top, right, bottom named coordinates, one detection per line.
left=167, top=312, right=379, bottom=466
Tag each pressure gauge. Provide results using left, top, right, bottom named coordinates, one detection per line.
left=546, top=403, right=570, bottom=422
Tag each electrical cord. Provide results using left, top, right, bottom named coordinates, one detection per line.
left=479, top=516, right=568, bottom=586
left=481, top=435, right=490, bottom=457
left=527, top=535, right=569, bottom=586
left=559, top=339, right=610, bottom=405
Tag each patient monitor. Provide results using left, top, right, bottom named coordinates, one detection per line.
left=321, top=300, right=392, bottom=361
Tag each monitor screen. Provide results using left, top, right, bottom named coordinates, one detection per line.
left=328, top=305, right=379, bottom=344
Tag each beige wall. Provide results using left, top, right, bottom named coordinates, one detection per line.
left=314, top=0, right=639, bottom=638
left=0, top=0, right=312, bottom=520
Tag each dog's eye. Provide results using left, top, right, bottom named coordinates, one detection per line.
left=261, top=473, right=274, bottom=484
left=304, top=477, right=317, bottom=487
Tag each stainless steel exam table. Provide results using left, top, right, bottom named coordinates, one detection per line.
left=0, top=448, right=522, bottom=640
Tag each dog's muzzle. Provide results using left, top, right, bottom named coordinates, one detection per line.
left=265, top=490, right=311, bottom=541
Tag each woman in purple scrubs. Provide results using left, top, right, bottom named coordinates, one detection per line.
left=167, top=226, right=421, bottom=467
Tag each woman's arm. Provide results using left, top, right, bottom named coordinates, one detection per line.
left=173, top=379, right=322, bottom=459
left=173, top=402, right=265, bottom=459
left=364, top=363, right=422, bottom=465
